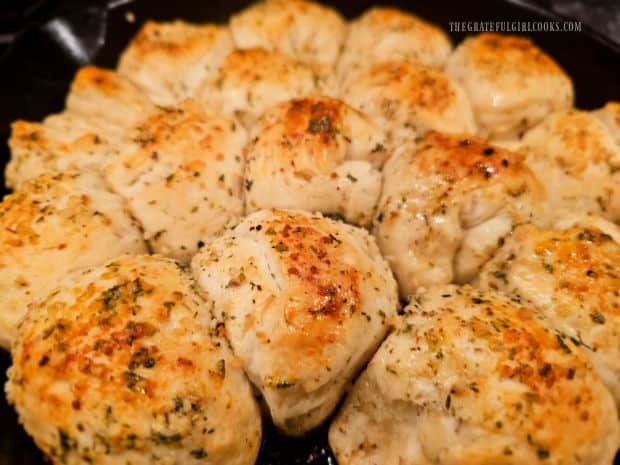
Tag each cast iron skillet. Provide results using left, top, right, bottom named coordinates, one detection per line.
left=0, top=1, right=619, bottom=464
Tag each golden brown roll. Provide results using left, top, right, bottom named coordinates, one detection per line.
left=192, top=209, right=399, bottom=435
left=446, top=33, right=574, bottom=141
left=197, top=48, right=336, bottom=128
left=105, top=100, right=246, bottom=261
left=337, top=6, right=452, bottom=83
left=341, top=61, right=476, bottom=146
left=0, top=171, right=147, bottom=349
left=330, top=285, right=619, bottom=465
left=517, top=109, right=620, bottom=222
left=118, top=20, right=233, bottom=105
left=478, top=214, right=620, bottom=422
left=230, top=0, right=346, bottom=67
left=6, top=254, right=262, bottom=465
left=244, top=96, right=388, bottom=226
left=374, top=131, right=543, bottom=298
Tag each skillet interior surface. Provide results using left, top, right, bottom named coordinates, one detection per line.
left=0, top=1, right=619, bottom=464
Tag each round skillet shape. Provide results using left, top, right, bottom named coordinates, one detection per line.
left=0, top=1, right=619, bottom=464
